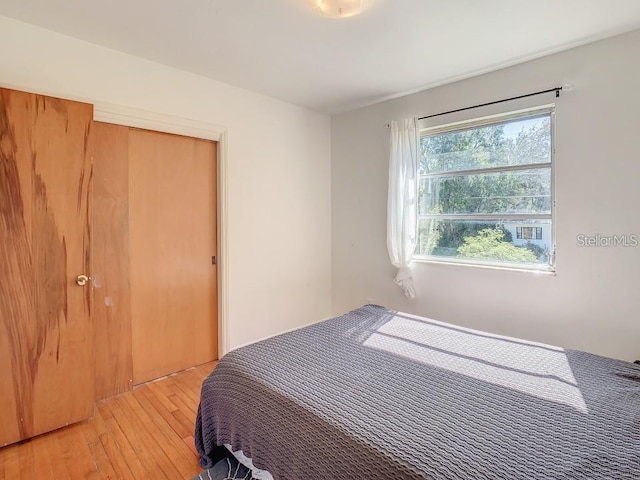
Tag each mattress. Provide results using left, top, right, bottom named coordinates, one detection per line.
left=195, top=305, right=640, bottom=479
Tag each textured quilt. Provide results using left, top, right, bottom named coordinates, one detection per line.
left=195, top=305, right=640, bottom=479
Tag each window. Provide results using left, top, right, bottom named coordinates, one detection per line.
left=516, top=227, right=543, bottom=240
left=415, top=106, right=554, bottom=271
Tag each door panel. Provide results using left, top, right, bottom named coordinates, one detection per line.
left=92, top=122, right=133, bottom=400
left=0, top=88, right=94, bottom=446
left=128, top=129, right=217, bottom=384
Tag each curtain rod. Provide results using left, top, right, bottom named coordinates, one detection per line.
left=386, top=86, right=563, bottom=127
left=419, top=86, right=562, bottom=120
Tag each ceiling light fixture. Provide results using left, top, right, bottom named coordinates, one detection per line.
left=306, top=0, right=369, bottom=18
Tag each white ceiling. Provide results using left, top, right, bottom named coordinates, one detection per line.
left=1, top=0, right=640, bottom=114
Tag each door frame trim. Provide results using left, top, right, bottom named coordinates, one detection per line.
left=94, top=103, right=230, bottom=357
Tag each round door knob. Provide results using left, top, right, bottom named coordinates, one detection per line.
left=76, top=275, right=90, bottom=286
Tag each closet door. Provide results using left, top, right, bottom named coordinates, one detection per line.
left=91, top=124, right=218, bottom=395
left=128, top=128, right=218, bottom=384
left=0, top=88, right=94, bottom=446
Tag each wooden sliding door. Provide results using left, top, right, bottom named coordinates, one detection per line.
left=129, top=128, right=217, bottom=383
left=0, top=88, right=94, bottom=446
left=92, top=124, right=218, bottom=391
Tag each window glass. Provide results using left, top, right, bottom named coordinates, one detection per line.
left=415, top=108, right=554, bottom=270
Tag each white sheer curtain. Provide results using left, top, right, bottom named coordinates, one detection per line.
left=387, top=118, right=419, bottom=299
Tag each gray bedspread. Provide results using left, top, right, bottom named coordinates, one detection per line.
left=195, top=305, right=640, bottom=479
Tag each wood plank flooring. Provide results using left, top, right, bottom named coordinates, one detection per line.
left=0, top=361, right=217, bottom=480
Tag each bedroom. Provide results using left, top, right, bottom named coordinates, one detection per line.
left=0, top=0, right=639, bottom=478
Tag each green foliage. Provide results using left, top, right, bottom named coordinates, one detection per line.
left=420, top=123, right=506, bottom=174
left=457, top=228, right=538, bottom=263
left=523, top=241, right=549, bottom=263
left=420, top=116, right=551, bottom=175
left=434, top=222, right=511, bottom=252
left=419, top=117, right=551, bottom=217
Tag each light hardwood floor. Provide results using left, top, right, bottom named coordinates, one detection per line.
left=0, top=361, right=218, bottom=480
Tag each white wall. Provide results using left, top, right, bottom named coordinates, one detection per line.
left=332, top=29, right=640, bottom=361
left=0, top=15, right=332, bottom=351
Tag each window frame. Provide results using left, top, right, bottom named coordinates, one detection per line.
left=413, top=104, right=556, bottom=273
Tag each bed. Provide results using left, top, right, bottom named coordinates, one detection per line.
left=195, top=304, right=640, bottom=479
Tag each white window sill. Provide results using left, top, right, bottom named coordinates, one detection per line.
left=411, top=256, right=557, bottom=275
